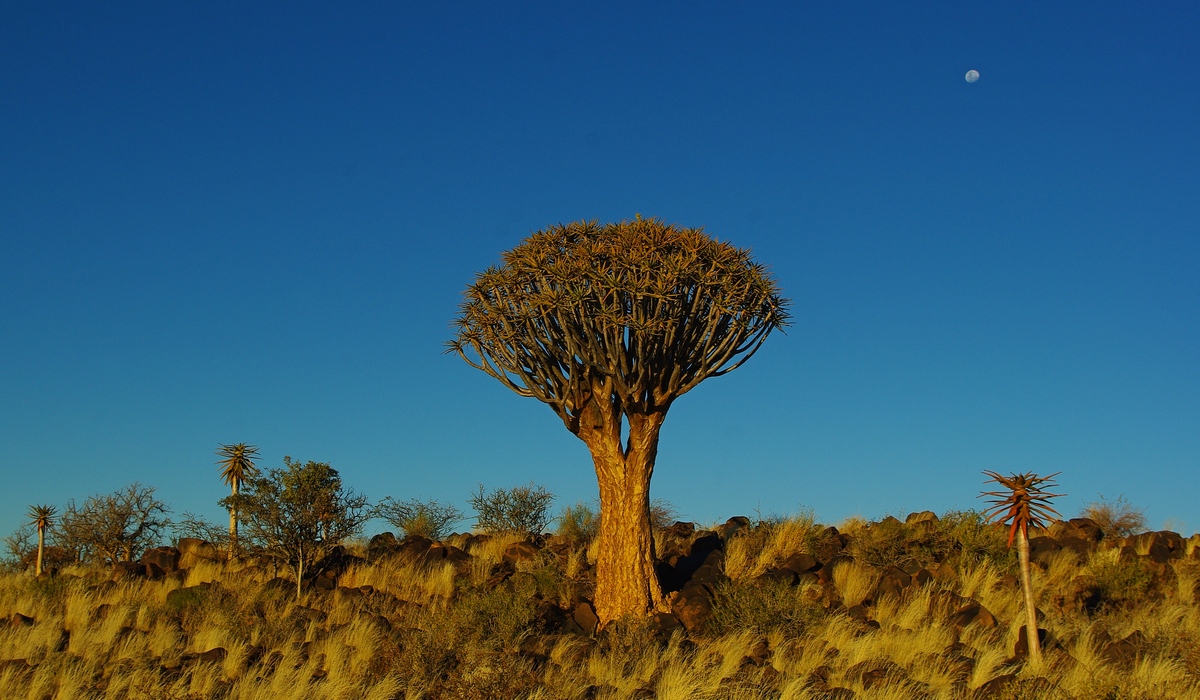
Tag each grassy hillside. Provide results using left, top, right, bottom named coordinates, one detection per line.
left=2, top=511, right=1199, bottom=699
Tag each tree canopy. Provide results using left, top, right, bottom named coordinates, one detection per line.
left=449, top=217, right=790, bottom=433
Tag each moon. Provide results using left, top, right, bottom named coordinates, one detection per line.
left=965, top=70, right=980, bottom=83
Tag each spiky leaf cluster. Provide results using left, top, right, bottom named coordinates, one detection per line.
left=448, top=218, right=790, bottom=428
left=980, top=471, right=1064, bottom=546
left=217, top=442, right=260, bottom=490
left=26, top=504, right=57, bottom=531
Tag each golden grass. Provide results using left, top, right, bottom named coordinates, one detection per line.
left=3, top=515, right=1200, bottom=699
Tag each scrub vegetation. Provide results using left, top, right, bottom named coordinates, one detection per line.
left=4, top=489, right=1200, bottom=699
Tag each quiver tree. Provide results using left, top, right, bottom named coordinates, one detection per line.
left=980, top=470, right=1064, bottom=668
left=26, top=504, right=57, bottom=576
left=216, top=442, right=260, bottom=558
left=449, top=217, right=789, bottom=623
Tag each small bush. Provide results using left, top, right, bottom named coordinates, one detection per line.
left=469, top=483, right=554, bottom=536
left=1089, top=548, right=1159, bottom=606
left=708, top=578, right=824, bottom=637
left=376, top=497, right=464, bottom=541
left=847, top=517, right=912, bottom=568
left=938, top=509, right=1014, bottom=569
left=650, top=499, right=679, bottom=531
left=1081, top=495, right=1148, bottom=539
left=555, top=501, right=599, bottom=543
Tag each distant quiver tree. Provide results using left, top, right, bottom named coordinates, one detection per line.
left=449, top=217, right=790, bottom=623
left=216, top=442, right=260, bottom=558
left=981, top=470, right=1064, bottom=669
left=27, top=504, right=57, bottom=576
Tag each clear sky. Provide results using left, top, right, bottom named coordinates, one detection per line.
left=2, top=3, right=1197, bottom=541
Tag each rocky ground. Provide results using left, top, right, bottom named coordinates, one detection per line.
left=2, top=511, right=1199, bottom=699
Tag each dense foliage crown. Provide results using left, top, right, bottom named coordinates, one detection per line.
left=449, top=217, right=790, bottom=425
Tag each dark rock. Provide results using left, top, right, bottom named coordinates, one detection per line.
left=502, top=541, right=539, bottom=565
left=875, top=566, right=911, bottom=599
left=1057, top=536, right=1093, bottom=557
left=742, top=638, right=770, bottom=667
left=1028, top=536, right=1063, bottom=564
left=1067, top=518, right=1104, bottom=542
left=572, top=602, right=599, bottom=636
left=650, top=611, right=682, bottom=634
left=140, top=547, right=181, bottom=574
left=906, top=510, right=938, bottom=525
left=1101, top=630, right=1147, bottom=667
left=688, top=549, right=727, bottom=587
left=195, top=647, right=227, bottom=665
left=312, top=572, right=336, bottom=591
left=817, top=555, right=852, bottom=584
left=846, top=604, right=868, bottom=621
left=7, top=613, right=34, bottom=627
left=293, top=606, right=326, bottom=623
left=716, top=516, right=751, bottom=540
left=950, top=602, right=997, bottom=631
left=973, top=673, right=1016, bottom=698
left=814, top=527, right=848, bottom=563
left=780, top=553, right=820, bottom=574
left=672, top=581, right=715, bottom=632
left=111, top=561, right=144, bottom=580
left=911, top=568, right=934, bottom=587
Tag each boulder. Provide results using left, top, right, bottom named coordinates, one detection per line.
left=949, top=602, right=997, bottom=631
left=716, top=516, right=751, bottom=541
left=905, top=511, right=938, bottom=525
left=7, top=613, right=34, bottom=627
left=111, top=561, right=144, bottom=580
left=177, top=538, right=222, bottom=569
left=502, top=541, right=540, bottom=565
left=140, top=547, right=181, bottom=574
left=672, top=581, right=715, bottom=632
left=571, top=602, right=599, bottom=636
left=779, top=553, right=819, bottom=574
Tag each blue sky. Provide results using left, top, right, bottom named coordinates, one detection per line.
left=2, top=2, right=1197, bottom=540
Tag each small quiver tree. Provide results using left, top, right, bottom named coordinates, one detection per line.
left=216, top=442, right=260, bottom=559
left=450, top=217, right=789, bottom=623
left=26, top=504, right=57, bottom=576
left=980, top=470, right=1064, bottom=669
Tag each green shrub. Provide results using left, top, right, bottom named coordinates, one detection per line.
left=708, top=578, right=824, bottom=637
left=469, top=483, right=554, bottom=536
left=938, top=509, right=1015, bottom=569
left=847, top=517, right=912, bottom=568
left=376, top=497, right=464, bottom=540
left=555, top=501, right=599, bottom=543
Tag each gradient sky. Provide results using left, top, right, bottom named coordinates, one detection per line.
left=2, top=3, right=1198, bottom=541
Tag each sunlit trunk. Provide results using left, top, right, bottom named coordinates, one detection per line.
left=35, top=526, right=45, bottom=576
left=579, top=401, right=667, bottom=625
left=1016, top=528, right=1043, bottom=667
left=229, top=481, right=239, bottom=560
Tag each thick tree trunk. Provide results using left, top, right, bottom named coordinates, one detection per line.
left=35, top=527, right=45, bottom=577
left=1016, top=528, right=1043, bottom=668
left=579, top=402, right=667, bottom=625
